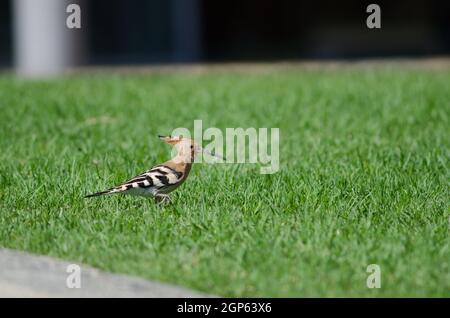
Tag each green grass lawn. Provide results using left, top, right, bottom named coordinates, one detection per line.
left=0, top=68, right=448, bottom=297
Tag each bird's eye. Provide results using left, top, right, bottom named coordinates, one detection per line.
left=190, top=145, right=194, bottom=149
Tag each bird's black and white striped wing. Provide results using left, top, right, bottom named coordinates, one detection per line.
left=85, top=165, right=184, bottom=197
left=123, top=165, right=184, bottom=194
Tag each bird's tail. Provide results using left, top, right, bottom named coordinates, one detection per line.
left=84, top=189, right=114, bottom=198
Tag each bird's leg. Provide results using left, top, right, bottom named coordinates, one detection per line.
left=164, top=195, right=173, bottom=204
left=154, top=194, right=171, bottom=205
left=154, top=195, right=163, bottom=204
left=159, top=194, right=172, bottom=204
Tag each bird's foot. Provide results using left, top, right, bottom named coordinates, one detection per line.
left=155, top=194, right=172, bottom=205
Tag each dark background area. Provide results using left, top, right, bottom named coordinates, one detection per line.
left=1, top=0, right=449, bottom=67
left=0, top=1, right=12, bottom=67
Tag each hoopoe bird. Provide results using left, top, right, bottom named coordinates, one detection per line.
left=85, top=135, right=220, bottom=204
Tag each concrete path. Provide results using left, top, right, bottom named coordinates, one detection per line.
left=0, top=249, right=209, bottom=297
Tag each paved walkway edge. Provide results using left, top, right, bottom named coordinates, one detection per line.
left=0, top=248, right=212, bottom=298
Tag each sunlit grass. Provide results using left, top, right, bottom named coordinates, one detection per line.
left=0, top=69, right=448, bottom=296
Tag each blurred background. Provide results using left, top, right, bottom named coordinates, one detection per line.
left=0, top=0, right=449, bottom=75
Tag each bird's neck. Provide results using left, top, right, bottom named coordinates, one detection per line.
left=170, top=155, right=193, bottom=180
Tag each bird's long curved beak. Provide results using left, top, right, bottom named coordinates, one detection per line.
left=202, top=148, right=225, bottom=161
